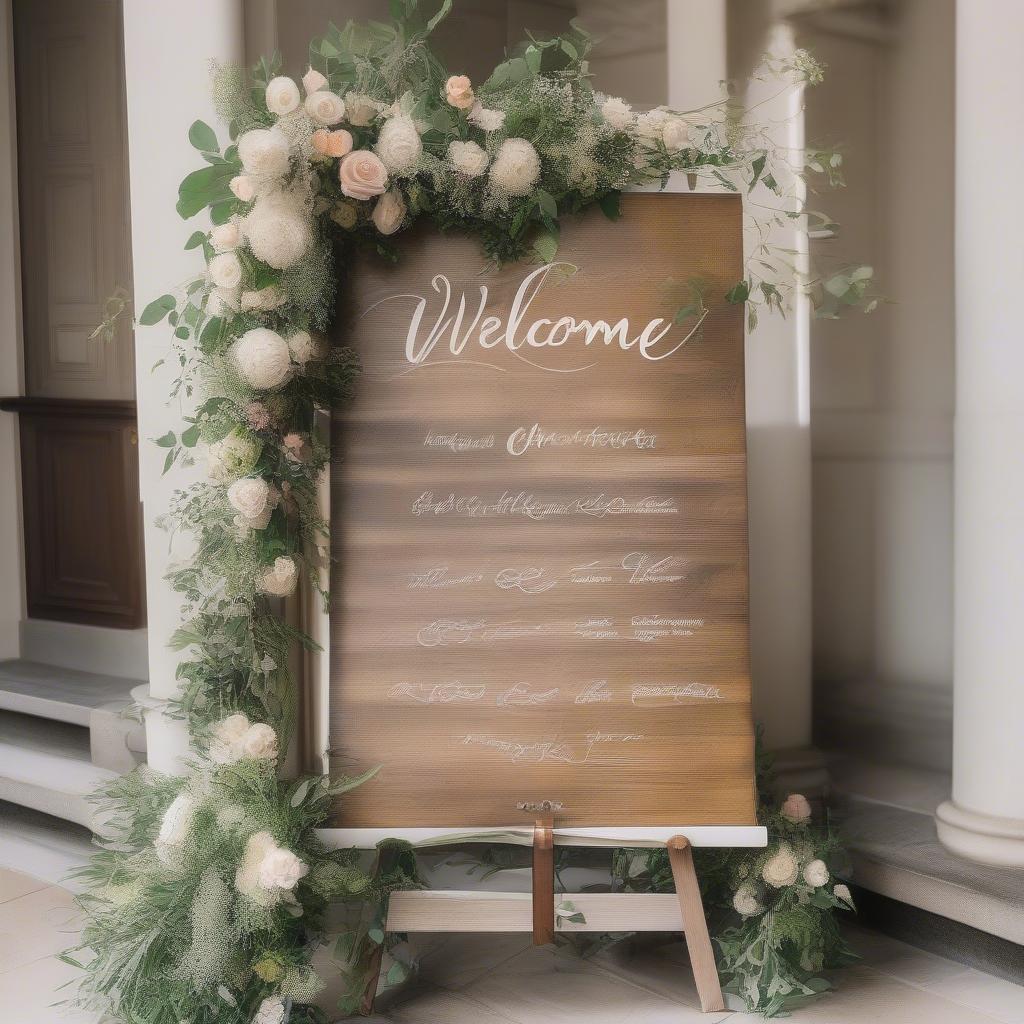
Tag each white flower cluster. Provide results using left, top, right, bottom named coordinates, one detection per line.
left=231, top=328, right=293, bottom=390
left=209, top=712, right=279, bottom=764
left=235, top=830, right=309, bottom=906
left=227, top=477, right=280, bottom=531
left=258, top=555, right=299, bottom=597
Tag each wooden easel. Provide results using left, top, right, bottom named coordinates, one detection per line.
left=358, top=810, right=726, bottom=1016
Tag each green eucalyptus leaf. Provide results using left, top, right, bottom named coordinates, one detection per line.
left=138, top=294, right=176, bottom=326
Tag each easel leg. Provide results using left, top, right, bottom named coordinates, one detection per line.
left=358, top=844, right=401, bottom=1017
left=532, top=813, right=555, bottom=945
left=667, top=836, right=725, bottom=1013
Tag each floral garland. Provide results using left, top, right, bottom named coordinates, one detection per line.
left=68, top=4, right=869, bottom=1023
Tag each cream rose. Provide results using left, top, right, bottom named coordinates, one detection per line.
left=302, top=66, right=327, bottom=95
left=489, top=138, right=541, bottom=196
left=227, top=477, right=279, bottom=530
left=259, top=555, right=299, bottom=596
left=375, top=115, right=422, bottom=172
left=207, top=251, right=242, bottom=289
left=662, top=116, right=689, bottom=153
left=240, top=723, right=279, bottom=761
left=265, top=76, right=300, bottom=116
left=287, top=330, right=324, bottom=365
left=210, top=221, right=240, bottom=252
left=802, top=859, right=829, bottom=888
left=231, top=328, right=293, bottom=390
left=229, top=175, right=256, bottom=202
left=154, top=792, right=196, bottom=864
left=311, top=128, right=353, bottom=159
left=732, top=886, right=763, bottom=917
left=207, top=286, right=240, bottom=317
left=253, top=996, right=286, bottom=1024
left=445, top=74, right=475, bottom=110
left=237, top=128, right=291, bottom=178
left=304, top=90, right=345, bottom=126
left=762, top=845, right=799, bottom=888
left=636, top=108, right=669, bottom=146
left=243, top=195, right=312, bottom=270
left=468, top=101, right=505, bottom=132
left=372, top=190, right=406, bottom=235
left=209, top=713, right=251, bottom=764
left=781, top=793, right=812, bottom=823
left=601, top=96, right=633, bottom=130
left=344, top=91, right=381, bottom=127
left=240, top=284, right=287, bottom=313
left=339, top=150, right=388, bottom=200
left=448, top=140, right=488, bottom=177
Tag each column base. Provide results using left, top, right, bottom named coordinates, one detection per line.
left=936, top=800, right=1024, bottom=868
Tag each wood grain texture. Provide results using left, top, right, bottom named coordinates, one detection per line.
left=329, top=193, right=756, bottom=828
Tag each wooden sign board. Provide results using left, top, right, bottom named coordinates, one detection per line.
left=328, top=192, right=757, bottom=831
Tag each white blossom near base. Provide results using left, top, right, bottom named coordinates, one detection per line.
left=231, top=328, right=294, bottom=390
left=236, top=831, right=309, bottom=906
left=600, top=96, right=633, bottom=129
left=252, top=994, right=286, bottom=1024
left=258, top=555, right=299, bottom=597
left=154, top=792, right=196, bottom=865
left=802, top=859, right=830, bottom=887
left=732, top=886, right=764, bottom=917
left=226, top=477, right=280, bottom=530
left=237, top=128, right=291, bottom=178
left=489, top=138, right=541, bottom=196
left=209, top=712, right=279, bottom=765
left=243, top=195, right=312, bottom=270
left=287, top=330, right=324, bottom=365
left=761, top=844, right=799, bottom=888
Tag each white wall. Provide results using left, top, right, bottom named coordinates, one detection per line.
left=803, top=0, right=956, bottom=770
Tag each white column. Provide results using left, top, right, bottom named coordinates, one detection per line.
left=123, top=0, right=244, bottom=774
left=936, top=0, right=1024, bottom=867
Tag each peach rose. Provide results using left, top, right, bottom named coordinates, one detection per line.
left=781, top=793, right=812, bottom=823
left=445, top=74, right=474, bottom=110
left=338, top=150, right=388, bottom=200
left=312, top=128, right=353, bottom=159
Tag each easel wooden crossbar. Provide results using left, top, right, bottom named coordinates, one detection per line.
left=319, top=824, right=766, bottom=1015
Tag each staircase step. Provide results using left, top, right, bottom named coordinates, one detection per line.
left=0, top=658, right=142, bottom=726
left=0, top=710, right=116, bottom=830
left=0, top=799, right=94, bottom=891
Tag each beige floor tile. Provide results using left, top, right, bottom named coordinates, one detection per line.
left=0, top=886, right=82, bottom=972
left=591, top=939, right=703, bottom=1007
left=843, top=923, right=972, bottom=987
left=462, top=945, right=721, bottom=1024
left=0, top=867, right=49, bottom=904
left=409, top=932, right=534, bottom=989
left=925, top=968, right=1024, bottom=1024
left=0, top=953, right=99, bottom=1023
left=727, top=965, right=1005, bottom=1024
left=389, top=984, right=521, bottom=1023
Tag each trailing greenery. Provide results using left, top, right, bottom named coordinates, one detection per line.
left=69, top=3, right=870, bottom=1022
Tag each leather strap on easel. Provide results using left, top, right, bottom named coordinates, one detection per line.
left=532, top=813, right=555, bottom=945
left=667, top=835, right=726, bottom=1013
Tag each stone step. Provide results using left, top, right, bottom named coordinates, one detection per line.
left=0, top=799, right=94, bottom=891
left=0, top=658, right=142, bottom=726
left=0, top=710, right=116, bottom=831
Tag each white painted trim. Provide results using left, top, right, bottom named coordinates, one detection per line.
left=20, top=619, right=148, bottom=680
left=320, top=825, right=767, bottom=850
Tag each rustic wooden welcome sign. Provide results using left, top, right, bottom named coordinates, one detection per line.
left=328, top=192, right=757, bottom=834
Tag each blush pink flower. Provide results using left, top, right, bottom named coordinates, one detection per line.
left=282, top=432, right=311, bottom=463
left=781, top=793, right=812, bottom=823
left=445, top=74, right=474, bottom=110
left=246, top=402, right=271, bottom=431
left=338, top=150, right=388, bottom=200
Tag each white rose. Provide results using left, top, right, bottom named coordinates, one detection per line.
left=253, top=995, right=286, bottom=1024
left=206, top=429, right=261, bottom=483
left=231, top=328, right=293, bottom=390
left=240, top=723, right=279, bottom=761
left=236, top=830, right=278, bottom=903
left=302, top=66, right=327, bottom=95
left=287, top=330, right=324, bottom=365
left=833, top=883, right=855, bottom=908
left=489, top=138, right=541, bottom=196
left=209, top=712, right=252, bottom=764
left=375, top=115, right=422, bottom=172
left=636, top=108, right=669, bottom=146
left=761, top=845, right=799, bottom=888
left=227, top=477, right=279, bottom=530
left=662, top=116, right=689, bottom=153
left=601, top=96, right=633, bottom=129
left=240, top=285, right=288, bottom=312
left=207, top=286, right=240, bottom=317
left=154, top=792, right=196, bottom=863
left=304, top=90, right=346, bottom=126
left=448, top=140, right=488, bottom=177
left=257, top=844, right=309, bottom=892
left=237, top=128, right=291, bottom=178
left=371, top=190, right=406, bottom=235
left=467, top=100, right=505, bottom=132
left=259, top=555, right=299, bottom=596
left=207, top=251, right=242, bottom=289
left=344, top=91, right=381, bottom=127
left=229, top=175, right=256, bottom=202
left=732, top=886, right=763, bottom=917
left=243, top=194, right=312, bottom=270
left=210, top=221, right=240, bottom=252
left=803, top=859, right=829, bottom=888
left=265, top=76, right=300, bottom=116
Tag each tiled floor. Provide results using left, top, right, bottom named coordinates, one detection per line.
left=0, top=866, right=1021, bottom=1024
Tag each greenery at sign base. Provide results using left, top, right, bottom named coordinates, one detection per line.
left=70, top=3, right=870, bottom=1021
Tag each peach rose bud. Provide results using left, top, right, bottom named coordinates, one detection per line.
left=781, top=793, right=812, bottom=822
left=445, top=74, right=475, bottom=110
left=312, top=128, right=353, bottom=159
left=302, top=65, right=328, bottom=95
